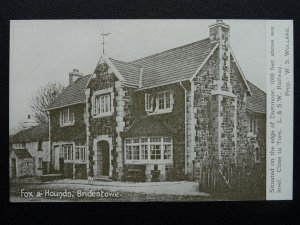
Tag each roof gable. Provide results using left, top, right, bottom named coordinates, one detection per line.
left=47, top=74, right=91, bottom=110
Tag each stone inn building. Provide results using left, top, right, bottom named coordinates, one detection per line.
left=46, top=20, right=266, bottom=182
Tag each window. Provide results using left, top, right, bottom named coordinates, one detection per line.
left=145, top=94, right=152, bottom=111
left=75, top=146, right=87, bottom=160
left=125, top=137, right=172, bottom=163
left=145, top=91, right=173, bottom=114
left=150, top=145, right=161, bottom=159
left=63, top=145, right=73, bottom=160
left=38, top=158, right=43, bottom=168
left=93, top=94, right=112, bottom=116
left=60, top=108, right=75, bottom=127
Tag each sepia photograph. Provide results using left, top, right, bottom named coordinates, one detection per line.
left=9, top=19, right=269, bottom=202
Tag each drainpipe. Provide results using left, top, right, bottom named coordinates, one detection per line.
left=179, top=81, right=187, bottom=176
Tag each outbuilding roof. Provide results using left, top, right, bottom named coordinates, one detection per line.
left=246, top=81, right=266, bottom=114
left=10, top=123, right=49, bottom=143
left=11, top=149, right=33, bottom=159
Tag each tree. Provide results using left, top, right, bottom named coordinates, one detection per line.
left=30, top=82, right=64, bottom=124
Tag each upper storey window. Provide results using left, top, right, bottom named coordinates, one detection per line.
left=145, top=91, right=173, bottom=114
left=91, top=87, right=114, bottom=118
left=60, top=108, right=75, bottom=127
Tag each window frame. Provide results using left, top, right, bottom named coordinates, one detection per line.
left=145, top=91, right=173, bottom=115
left=91, top=88, right=114, bottom=118
left=63, top=144, right=73, bottom=161
left=74, top=146, right=87, bottom=161
left=60, top=108, right=75, bottom=127
left=125, top=137, right=173, bottom=164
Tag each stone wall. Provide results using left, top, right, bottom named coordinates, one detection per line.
left=87, top=62, right=137, bottom=180
left=192, top=47, right=261, bottom=180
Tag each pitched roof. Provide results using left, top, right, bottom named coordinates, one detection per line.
left=123, top=116, right=175, bottom=137
left=130, top=38, right=215, bottom=88
left=246, top=81, right=266, bottom=114
left=109, top=58, right=141, bottom=86
left=12, top=149, right=33, bottom=159
left=47, top=74, right=91, bottom=110
left=10, top=123, right=49, bottom=143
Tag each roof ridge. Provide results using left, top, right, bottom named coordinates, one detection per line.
left=130, top=38, right=210, bottom=64
left=109, top=58, right=143, bottom=69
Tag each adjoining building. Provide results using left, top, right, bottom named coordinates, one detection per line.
left=46, top=20, right=266, bottom=182
left=10, top=123, right=50, bottom=178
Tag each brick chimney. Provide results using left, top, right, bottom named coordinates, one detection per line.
left=69, top=69, right=83, bottom=85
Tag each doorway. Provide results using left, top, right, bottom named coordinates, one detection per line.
left=96, top=140, right=110, bottom=176
left=11, top=158, right=16, bottom=178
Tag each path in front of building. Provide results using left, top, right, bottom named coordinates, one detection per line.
left=10, top=178, right=216, bottom=202
left=47, top=179, right=209, bottom=196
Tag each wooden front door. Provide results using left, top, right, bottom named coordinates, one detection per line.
left=97, top=141, right=110, bottom=176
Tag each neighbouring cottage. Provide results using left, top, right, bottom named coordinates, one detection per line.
left=47, top=20, right=266, bottom=184
left=10, top=123, right=50, bottom=178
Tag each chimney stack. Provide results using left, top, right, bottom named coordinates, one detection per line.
left=69, top=69, right=83, bottom=85
left=208, top=19, right=232, bottom=93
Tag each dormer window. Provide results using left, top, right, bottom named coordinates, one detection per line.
left=60, top=108, right=75, bottom=127
left=145, top=91, right=173, bottom=114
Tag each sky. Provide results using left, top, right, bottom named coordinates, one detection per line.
left=10, top=19, right=266, bottom=134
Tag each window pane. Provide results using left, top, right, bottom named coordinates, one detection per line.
left=141, top=138, right=148, bottom=143
left=126, top=146, right=132, bottom=160
left=63, top=146, right=68, bottom=159
left=150, top=137, right=161, bottom=142
left=75, top=148, right=79, bottom=160
left=165, top=92, right=171, bottom=108
left=69, top=110, right=74, bottom=122
left=104, top=95, right=109, bottom=112
left=141, top=145, right=148, bottom=160
left=125, top=139, right=132, bottom=144
left=163, top=137, right=171, bottom=142
left=133, top=138, right=139, bottom=143
left=150, top=145, right=161, bottom=159
left=163, top=144, right=171, bottom=159
left=132, top=146, right=140, bottom=160
left=96, top=96, right=100, bottom=114
left=158, top=93, right=164, bottom=109
left=63, top=110, right=67, bottom=123
left=100, top=96, right=105, bottom=113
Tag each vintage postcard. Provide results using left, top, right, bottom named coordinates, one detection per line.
left=9, top=19, right=293, bottom=202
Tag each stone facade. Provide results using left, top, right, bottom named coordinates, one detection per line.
left=47, top=20, right=266, bottom=183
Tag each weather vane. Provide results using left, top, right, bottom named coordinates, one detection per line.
left=101, top=30, right=111, bottom=55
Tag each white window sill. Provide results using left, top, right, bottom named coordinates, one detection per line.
left=92, top=112, right=113, bottom=118
left=60, top=122, right=75, bottom=127
left=146, top=108, right=173, bottom=115
left=125, top=159, right=173, bottom=165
